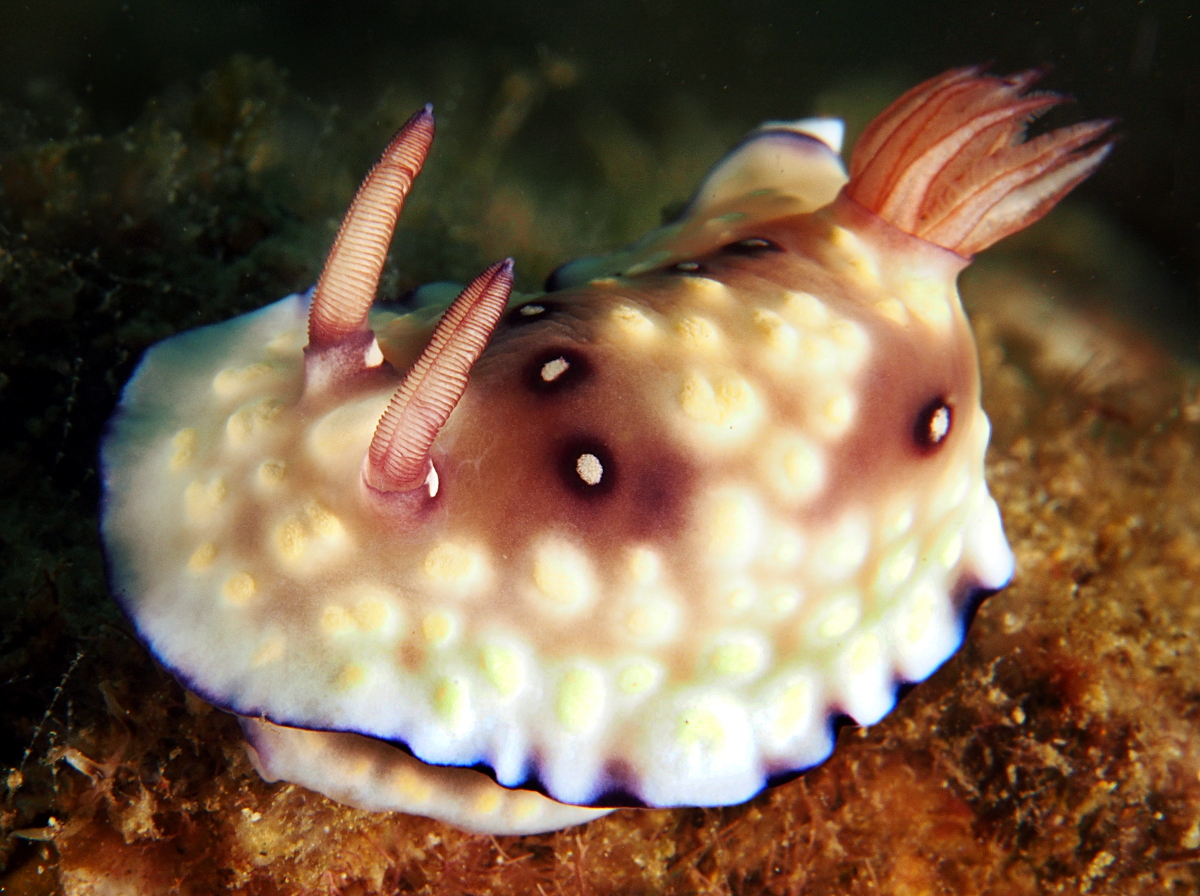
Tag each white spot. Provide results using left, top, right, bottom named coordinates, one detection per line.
left=541, top=356, right=570, bottom=382
left=575, top=453, right=603, bottom=485
left=928, top=405, right=951, bottom=444
left=363, top=338, right=384, bottom=368
left=425, top=464, right=440, bottom=498
left=519, top=304, right=546, bottom=316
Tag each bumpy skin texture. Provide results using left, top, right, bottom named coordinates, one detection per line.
left=101, top=69, right=1109, bottom=834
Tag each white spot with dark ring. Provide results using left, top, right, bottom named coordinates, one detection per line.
left=575, top=453, right=604, bottom=486
left=928, top=406, right=951, bottom=445
left=541, top=357, right=571, bottom=382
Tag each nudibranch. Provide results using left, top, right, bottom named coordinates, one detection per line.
left=101, top=68, right=1112, bottom=835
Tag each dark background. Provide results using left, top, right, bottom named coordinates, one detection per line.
left=3, top=0, right=1196, bottom=319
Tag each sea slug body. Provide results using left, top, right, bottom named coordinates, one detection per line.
left=101, top=68, right=1112, bottom=834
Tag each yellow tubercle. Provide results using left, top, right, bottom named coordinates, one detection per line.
left=222, top=572, right=257, bottom=606
left=679, top=372, right=759, bottom=433
left=422, top=611, right=457, bottom=646
left=226, top=398, right=284, bottom=445
left=897, top=276, right=954, bottom=330
left=709, top=634, right=767, bottom=678
left=769, top=678, right=815, bottom=743
left=320, top=604, right=356, bottom=636
left=782, top=290, right=830, bottom=327
left=480, top=644, right=524, bottom=696
left=556, top=666, right=605, bottom=733
left=846, top=632, right=883, bottom=675
left=257, top=459, right=287, bottom=486
left=388, top=766, right=433, bottom=804
left=250, top=635, right=286, bottom=668
left=676, top=705, right=727, bottom=752
left=812, top=593, right=861, bottom=642
left=187, top=541, right=217, bottom=572
left=185, top=477, right=227, bottom=522
left=675, top=315, right=720, bottom=351
left=531, top=540, right=594, bottom=611
left=170, top=428, right=199, bottom=470
left=610, top=304, right=657, bottom=340
left=336, top=663, right=368, bottom=690
left=472, top=789, right=503, bottom=818
left=423, top=542, right=484, bottom=587
left=432, top=677, right=472, bottom=733
left=829, top=225, right=882, bottom=287
left=627, top=547, right=661, bottom=584
left=617, top=661, right=660, bottom=696
left=212, top=362, right=273, bottom=398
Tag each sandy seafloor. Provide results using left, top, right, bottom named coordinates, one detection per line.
left=1, top=2, right=1199, bottom=893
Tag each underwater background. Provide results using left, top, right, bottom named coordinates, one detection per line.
left=2, top=1, right=1198, bottom=893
